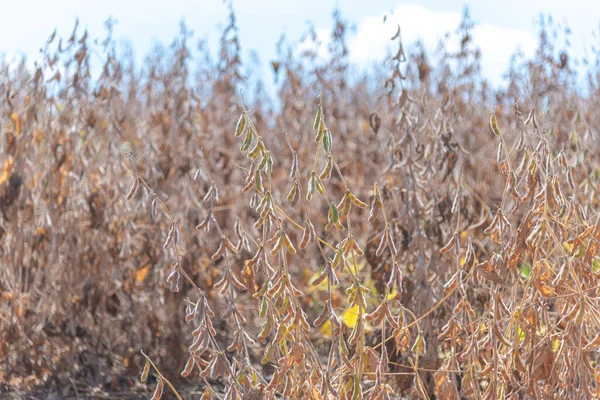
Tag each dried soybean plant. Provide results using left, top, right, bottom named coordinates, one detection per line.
left=131, top=13, right=600, bottom=399
left=8, top=2, right=600, bottom=398
left=122, top=11, right=600, bottom=400
left=439, top=111, right=600, bottom=399
left=127, top=95, right=410, bottom=398
left=126, top=74, right=478, bottom=398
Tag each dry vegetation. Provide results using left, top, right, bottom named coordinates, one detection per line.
left=3, top=5, right=600, bottom=399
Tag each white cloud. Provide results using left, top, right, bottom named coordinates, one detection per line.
left=473, top=23, right=537, bottom=82
left=348, top=3, right=538, bottom=86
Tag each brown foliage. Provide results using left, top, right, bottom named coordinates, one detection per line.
left=3, top=6, right=600, bottom=400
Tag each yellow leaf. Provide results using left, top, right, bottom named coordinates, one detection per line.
left=538, top=324, right=547, bottom=335
left=135, top=266, right=150, bottom=282
left=0, top=155, right=15, bottom=186
left=311, top=387, right=322, bottom=400
left=386, top=288, right=398, bottom=301
left=319, top=319, right=332, bottom=337
left=33, top=129, right=43, bottom=144
left=343, top=304, right=360, bottom=329
left=563, top=241, right=573, bottom=253
left=10, top=113, right=20, bottom=136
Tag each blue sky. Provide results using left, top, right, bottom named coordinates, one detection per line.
left=2, top=0, right=599, bottom=86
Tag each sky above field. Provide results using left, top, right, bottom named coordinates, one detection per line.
left=1, top=0, right=599, bottom=87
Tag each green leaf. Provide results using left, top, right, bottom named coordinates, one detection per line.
left=593, top=259, right=600, bottom=273
left=520, top=263, right=532, bottom=279
left=329, top=204, right=339, bottom=224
